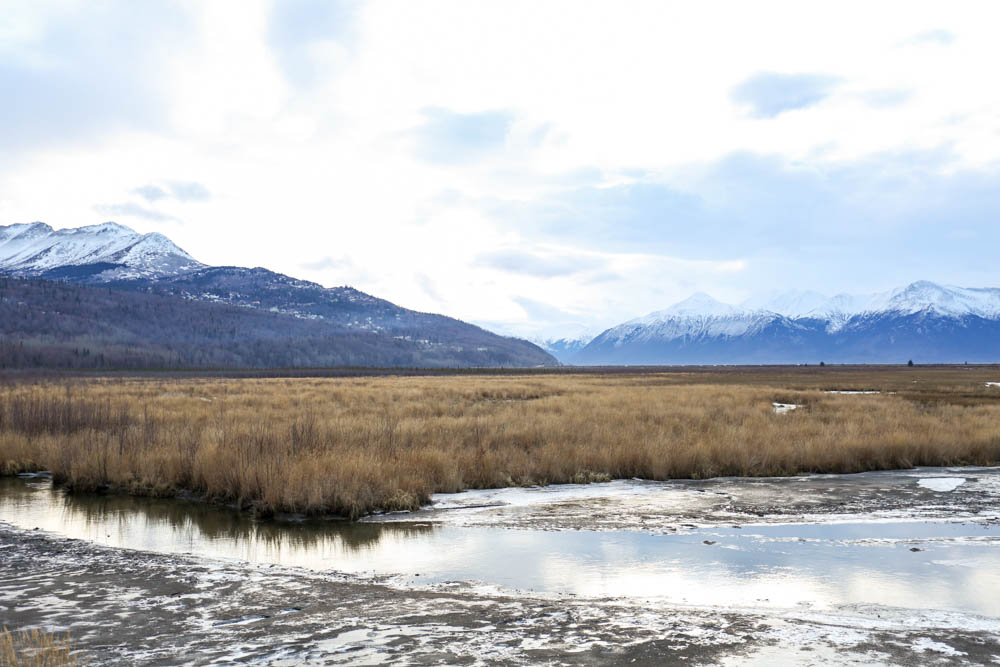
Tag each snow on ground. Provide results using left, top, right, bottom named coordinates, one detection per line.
left=824, top=390, right=880, bottom=394
left=368, top=467, right=1000, bottom=535
left=918, top=478, right=966, bottom=492
left=910, top=636, right=967, bottom=656
left=772, top=402, right=799, bottom=414
left=424, top=478, right=660, bottom=510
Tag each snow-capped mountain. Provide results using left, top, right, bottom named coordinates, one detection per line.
left=535, top=333, right=596, bottom=363
left=0, top=221, right=557, bottom=368
left=0, top=221, right=203, bottom=280
left=614, top=293, right=779, bottom=341
left=574, top=282, right=1000, bottom=365
left=743, top=281, right=1000, bottom=328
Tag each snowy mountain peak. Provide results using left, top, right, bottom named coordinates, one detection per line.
left=741, top=289, right=834, bottom=318
left=632, top=292, right=746, bottom=324
left=880, top=281, right=1000, bottom=318
left=0, top=221, right=203, bottom=280
left=77, top=221, right=133, bottom=235
left=0, top=221, right=53, bottom=243
left=577, top=280, right=1000, bottom=365
left=619, top=280, right=1000, bottom=334
left=667, top=292, right=741, bottom=316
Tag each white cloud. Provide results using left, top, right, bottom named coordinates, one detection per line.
left=1, top=0, right=999, bottom=337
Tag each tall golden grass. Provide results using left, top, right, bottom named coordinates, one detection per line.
left=0, top=628, right=75, bottom=667
left=2, top=371, right=1000, bottom=518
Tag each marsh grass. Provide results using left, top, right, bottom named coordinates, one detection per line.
left=2, top=370, right=1000, bottom=518
left=0, top=628, right=75, bottom=667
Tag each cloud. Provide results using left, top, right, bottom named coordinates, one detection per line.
left=859, top=89, right=912, bottom=108
left=903, top=29, right=955, bottom=46
left=482, top=181, right=704, bottom=254
left=730, top=72, right=840, bottom=118
left=300, top=256, right=353, bottom=271
left=480, top=148, right=1000, bottom=294
left=268, top=0, right=360, bottom=87
left=131, top=181, right=210, bottom=204
left=416, top=273, right=444, bottom=303
left=133, top=185, right=169, bottom=202
left=168, top=181, right=211, bottom=202
left=298, top=254, right=374, bottom=286
left=413, top=107, right=513, bottom=164
left=476, top=248, right=606, bottom=277
left=511, top=296, right=583, bottom=322
left=93, top=202, right=177, bottom=223
left=0, top=3, right=190, bottom=152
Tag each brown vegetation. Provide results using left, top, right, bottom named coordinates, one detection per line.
left=1, top=628, right=75, bottom=667
left=2, top=368, right=1000, bottom=518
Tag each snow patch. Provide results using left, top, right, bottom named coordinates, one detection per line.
left=426, top=479, right=660, bottom=510
left=918, top=478, right=965, bottom=492
left=910, top=637, right=967, bottom=656
left=824, top=390, right=880, bottom=395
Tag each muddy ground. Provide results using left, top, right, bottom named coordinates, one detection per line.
left=379, top=467, right=1000, bottom=532
left=4, top=468, right=1000, bottom=665
left=3, top=526, right=1000, bottom=665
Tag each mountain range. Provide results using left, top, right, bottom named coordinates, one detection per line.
left=572, top=282, right=1000, bottom=364
left=3, top=221, right=998, bottom=367
left=0, top=222, right=556, bottom=369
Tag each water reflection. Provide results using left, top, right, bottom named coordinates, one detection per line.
left=0, top=477, right=434, bottom=566
left=3, top=477, right=1000, bottom=617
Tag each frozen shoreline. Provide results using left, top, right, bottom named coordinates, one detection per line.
left=5, top=467, right=1000, bottom=664
left=4, top=523, right=1000, bottom=665
left=370, top=466, right=1000, bottom=532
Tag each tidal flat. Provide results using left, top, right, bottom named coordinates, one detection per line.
left=3, top=467, right=1000, bottom=664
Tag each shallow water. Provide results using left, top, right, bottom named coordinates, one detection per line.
left=3, top=476, right=1000, bottom=615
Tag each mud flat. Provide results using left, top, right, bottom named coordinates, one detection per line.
left=3, top=469, right=1000, bottom=664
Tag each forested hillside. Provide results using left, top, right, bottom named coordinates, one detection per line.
left=0, top=278, right=555, bottom=369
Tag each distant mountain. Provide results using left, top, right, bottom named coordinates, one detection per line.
left=574, top=282, right=1000, bottom=364
left=0, top=222, right=556, bottom=368
left=534, top=334, right=594, bottom=363
left=743, top=281, right=1000, bottom=330
left=473, top=321, right=600, bottom=364
left=0, top=222, right=203, bottom=280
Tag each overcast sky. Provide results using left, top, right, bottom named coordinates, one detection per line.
left=2, top=1, right=999, bottom=339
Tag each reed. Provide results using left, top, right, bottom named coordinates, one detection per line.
left=2, top=370, right=999, bottom=518
left=0, top=628, right=75, bottom=667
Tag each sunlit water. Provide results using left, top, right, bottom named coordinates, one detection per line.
left=3, top=477, right=1000, bottom=615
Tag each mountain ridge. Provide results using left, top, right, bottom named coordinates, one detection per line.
left=0, top=222, right=557, bottom=368
left=0, top=221, right=203, bottom=281
left=575, top=281, right=1000, bottom=365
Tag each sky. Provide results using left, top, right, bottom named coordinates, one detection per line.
left=2, top=1, right=999, bottom=341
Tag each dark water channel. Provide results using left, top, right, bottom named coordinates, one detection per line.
left=3, top=477, right=1000, bottom=616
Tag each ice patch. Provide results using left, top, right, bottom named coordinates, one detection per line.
left=211, top=615, right=269, bottom=627
left=918, top=478, right=965, bottom=492
left=426, top=479, right=663, bottom=510
left=910, top=637, right=966, bottom=656
left=824, top=390, right=880, bottom=395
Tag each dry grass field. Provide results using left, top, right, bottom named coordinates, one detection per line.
left=2, top=366, right=1000, bottom=518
